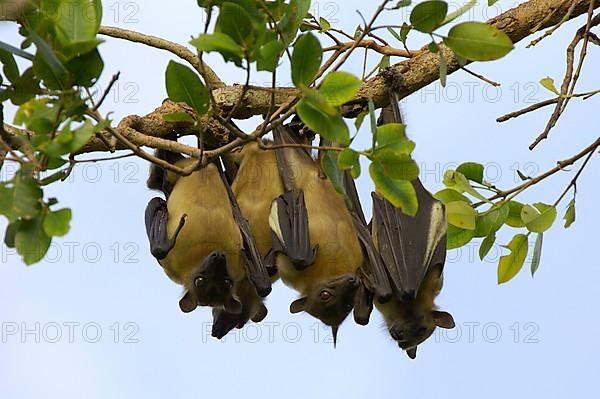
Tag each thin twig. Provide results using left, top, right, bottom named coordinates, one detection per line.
left=553, top=143, right=597, bottom=206
left=93, top=72, right=121, bottom=111
left=98, top=25, right=223, bottom=88
left=497, top=98, right=560, bottom=122
left=323, top=40, right=413, bottom=57
left=460, top=66, right=500, bottom=87
left=474, top=136, right=600, bottom=207
left=529, top=11, right=600, bottom=150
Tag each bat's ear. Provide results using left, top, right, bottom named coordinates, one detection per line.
left=179, top=291, right=197, bottom=313
left=406, top=347, right=417, bottom=359
left=290, top=297, right=308, bottom=313
left=224, top=296, right=243, bottom=315
left=433, top=310, right=455, bottom=329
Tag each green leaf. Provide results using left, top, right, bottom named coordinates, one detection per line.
left=43, top=208, right=72, bottom=237
left=479, top=233, right=495, bottom=260
left=338, top=148, right=361, bottom=178
left=296, top=97, right=349, bottom=145
left=9, top=169, right=43, bottom=221
left=521, top=202, right=557, bottom=233
left=354, top=111, right=367, bottom=131
left=434, top=188, right=472, bottom=204
left=393, top=0, right=412, bottom=8
left=530, top=232, right=543, bottom=276
left=474, top=203, right=508, bottom=237
left=444, top=22, right=514, bottom=61
left=438, top=50, right=447, bottom=86
left=379, top=154, right=419, bottom=181
left=374, top=123, right=414, bottom=155
left=319, top=17, right=331, bottom=32
left=215, top=2, right=254, bottom=47
left=447, top=224, right=474, bottom=249
left=165, top=61, right=210, bottom=116
left=319, top=72, right=361, bottom=106
left=191, top=33, right=244, bottom=66
left=0, top=49, right=20, bottom=82
left=0, top=40, right=34, bottom=60
left=446, top=200, right=476, bottom=230
left=291, top=33, right=322, bottom=87
left=30, top=31, right=68, bottom=89
left=400, top=23, right=411, bottom=43
left=40, top=170, right=69, bottom=186
left=163, top=112, right=196, bottom=123
left=506, top=201, right=526, bottom=228
left=4, top=67, right=41, bottom=105
left=54, top=0, right=102, bottom=48
left=15, top=216, right=52, bottom=265
left=388, top=27, right=402, bottom=42
left=370, top=161, right=418, bottom=216
left=378, top=55, right=391, bottom=71
left=410, top=0, right=447, bottom=33
left=563, top=198, right=575, bottom=228
left=257, top=40, right=284, bottom=72
left=4, top=220, right=22, bottom=248
left=497, top=234, right=528, bottom=284
left=457, top=162, right=484, bottom=183
left=280, top=0, right=311, bottom=44
left=443, top=170, right=489, bottom=202
left=67, top=120, right=95, bottom=153
left=320, top=150, right=346, bottom=196
left=442, top=0, right=476, bottom=25
left=65, top=48, right=104, bottom=87
left=540, top=77, right=559, bottom=94
left=428, top=42, right=439, bottom=53
left=488, top=0, right=500, bottom=5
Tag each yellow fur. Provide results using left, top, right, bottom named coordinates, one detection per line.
left=159, top=161, right=245, bottom=290
left=231, top=142, right=283, bottom=257
left=276, top=148, right=363, bottom=295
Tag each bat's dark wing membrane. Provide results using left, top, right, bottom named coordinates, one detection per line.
left=217, top=160, right=272, bottom=298
left=372, top=178, right=447, bottom=298
left=269, top=126, right=318, bottom=270
left=144, top=197, right=185, bottom=261
left=342, top=172, right=392, bottom=303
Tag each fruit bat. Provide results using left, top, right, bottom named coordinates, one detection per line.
left=369, top=98, right=455, bottom=359
left=210, top=140, right=284, bottom=338
left=144, top=148, right=271, bottom=324
left=268, top=126, right=363, bottom=346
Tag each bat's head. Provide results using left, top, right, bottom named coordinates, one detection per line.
left=389, top=308, right=455, bottom=359
left=290, top=273, right=360, bottom=347
left=179, top=251, right=242, bottom=315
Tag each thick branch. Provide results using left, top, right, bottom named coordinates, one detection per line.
left=340, top=0, right=600, bottom=116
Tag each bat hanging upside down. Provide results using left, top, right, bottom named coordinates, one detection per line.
left=144, top=147, right=271, bottom=336
left=268, top=126, right=364, bottom=346
left=368, top=97, right=456, bottom=359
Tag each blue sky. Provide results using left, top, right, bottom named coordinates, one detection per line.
left=1, top=1, right=599, bottom=398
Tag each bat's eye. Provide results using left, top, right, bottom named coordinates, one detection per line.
left=194, top=277, right=204, bottom=287
left=319, top=290, right=332, bottom=301
left=224, top=279, right=233, bottom=289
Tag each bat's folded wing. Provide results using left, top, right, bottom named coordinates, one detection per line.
left=144, top=197, right=185, bottom=261
left=218, top=161, right=272, bottom=298
left=372, top=178, right=447, bottom=298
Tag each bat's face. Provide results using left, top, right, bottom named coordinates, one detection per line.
left=290, top=274, right=359, bottom=328
left=388, top=308, right=455, bottom=359
left=389, top=312, right=436, bottom=352
left=179, top=251, right=242, bottom=314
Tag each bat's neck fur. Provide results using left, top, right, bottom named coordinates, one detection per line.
left=377, top=266, right=443, bottom=327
